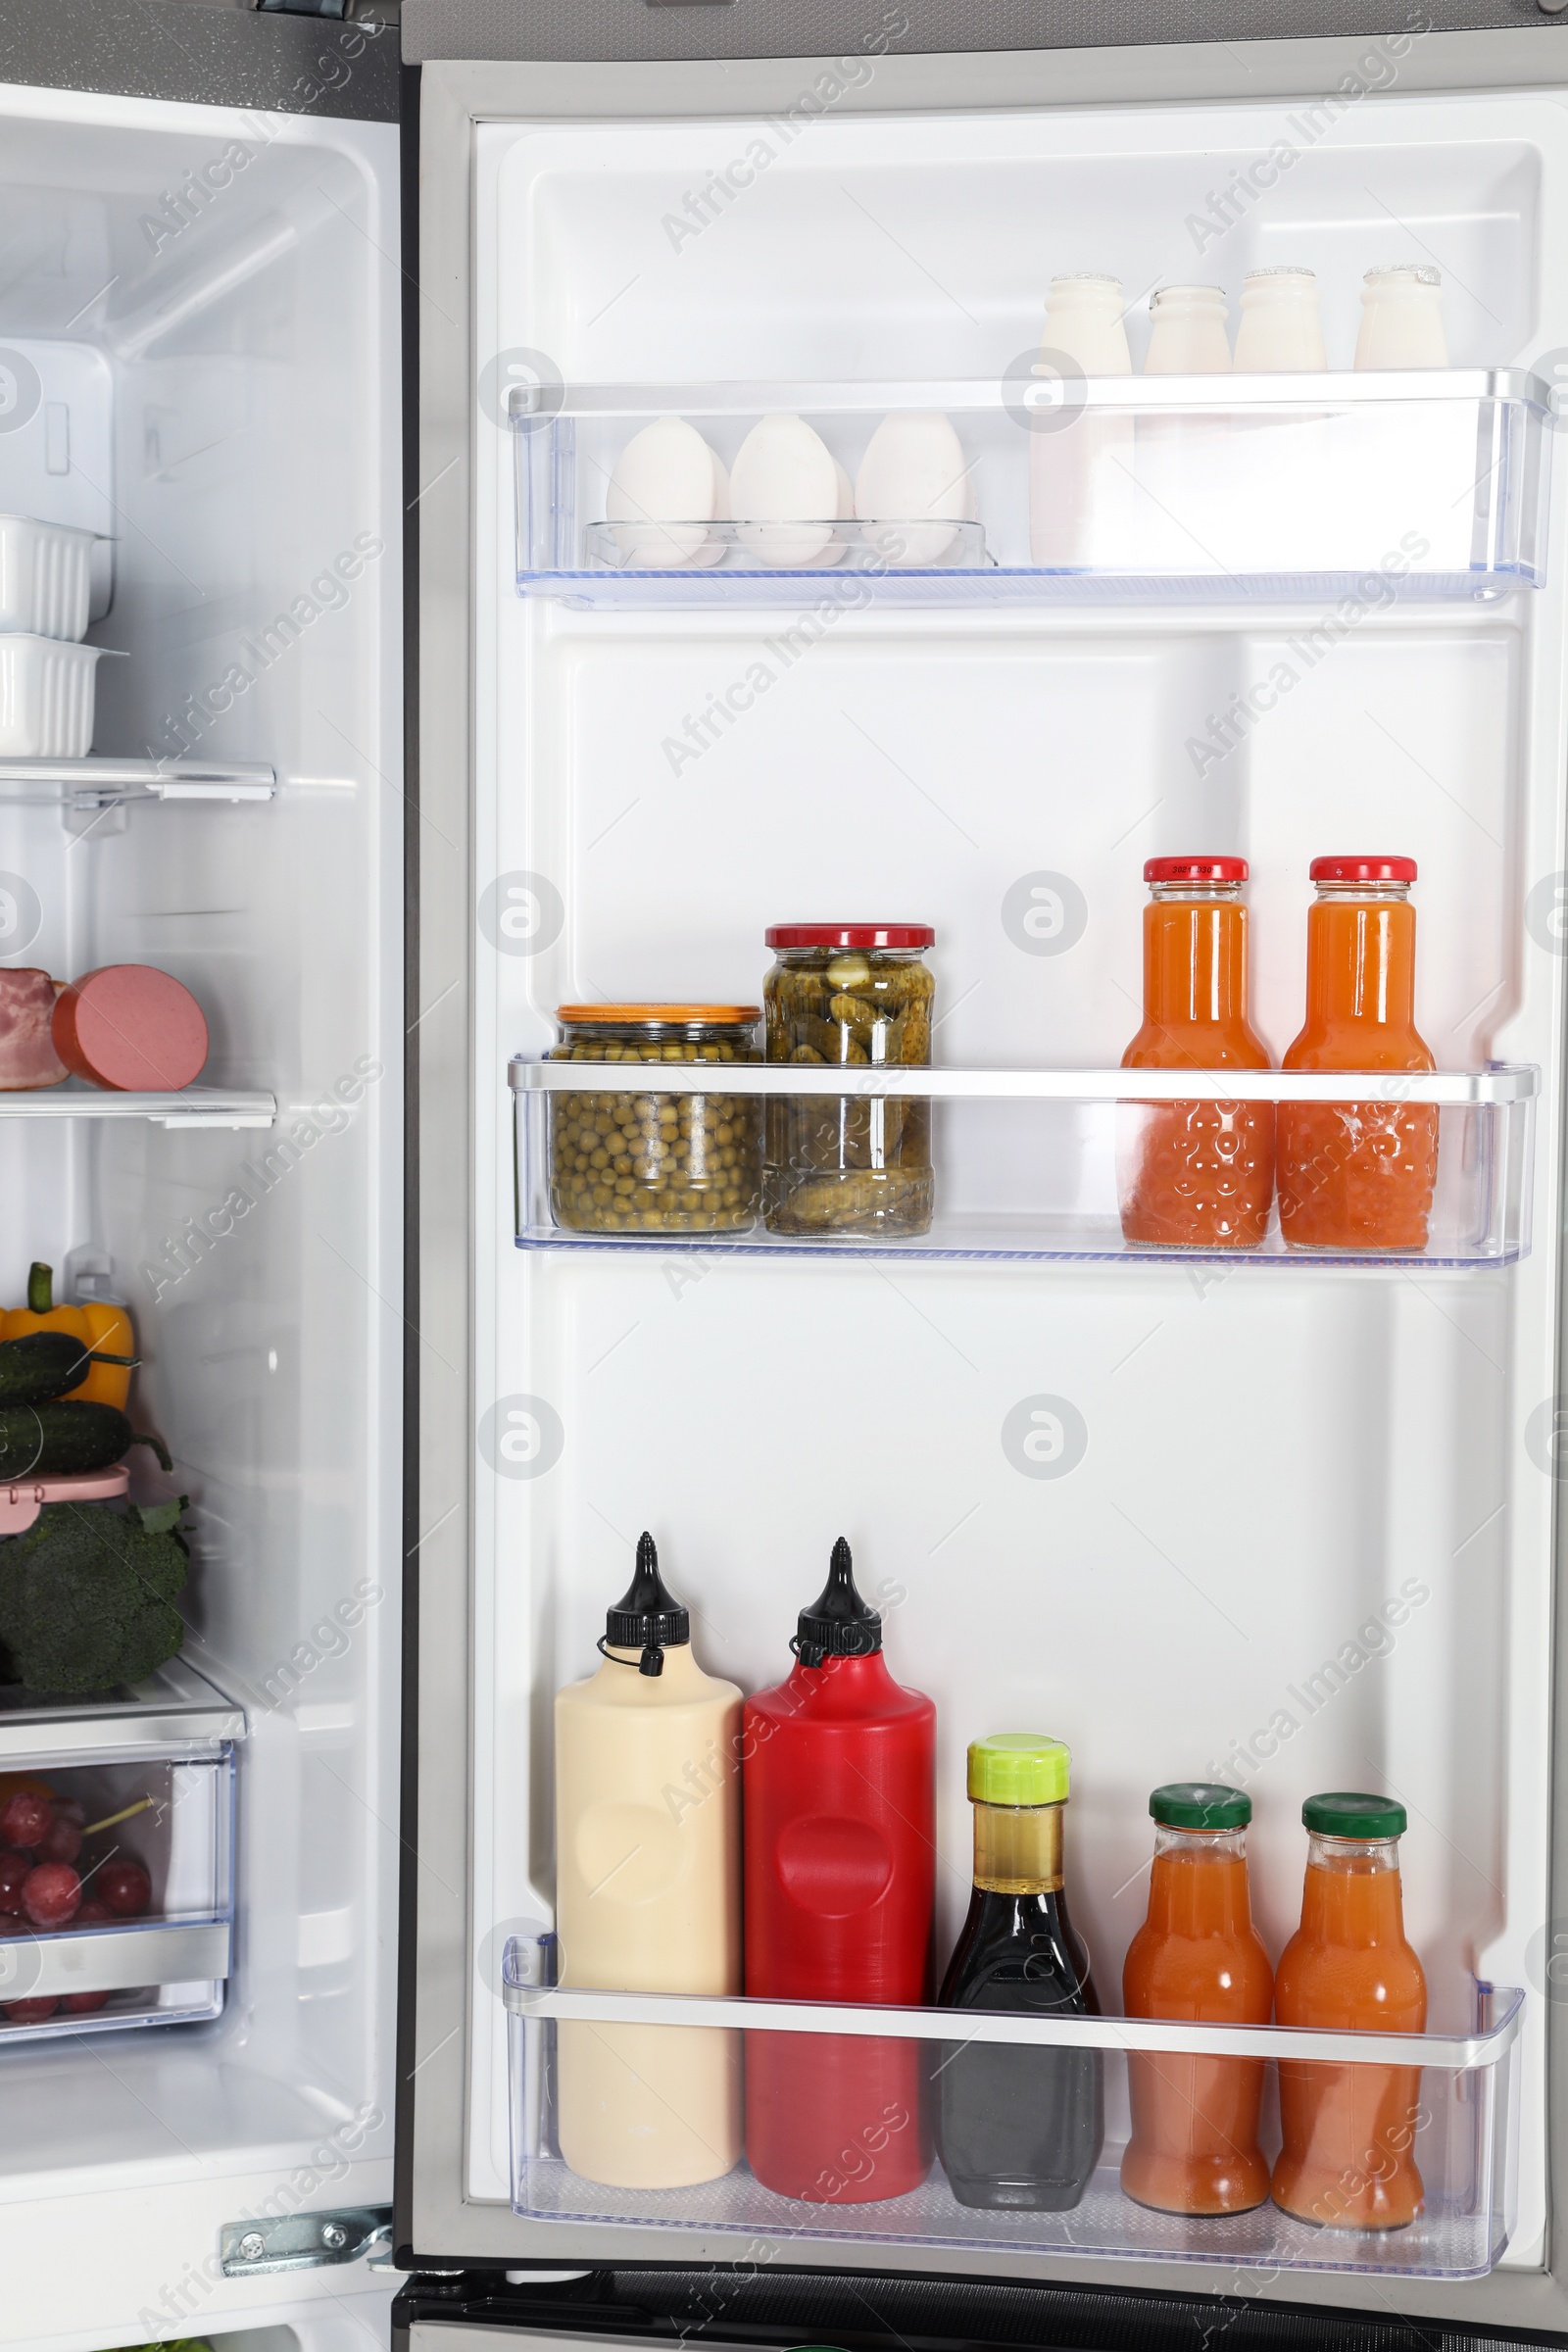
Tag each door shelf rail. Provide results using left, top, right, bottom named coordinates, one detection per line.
left=0, top=1084, right=276, bottom=1129
left=512, top=368, right=1551, bottom=609
left=503, top=1952, right=1523, bottom=2281
left=510, top=1059, right=1538, bottom=1268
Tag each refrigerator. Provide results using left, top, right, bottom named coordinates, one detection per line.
left=13, top=1, right=1568, bottom=2348
left=0, top=1, right=403, bottom=2343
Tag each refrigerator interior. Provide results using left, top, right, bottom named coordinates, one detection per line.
left=469, top=88, right=1568, bottom=2284
left=0, top=79, right=400, bottom=2337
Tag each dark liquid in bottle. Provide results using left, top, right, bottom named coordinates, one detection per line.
left=935, top=1886, right=1103, bottom=2211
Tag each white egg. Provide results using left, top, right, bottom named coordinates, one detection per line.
left=855, top=412, right=975, bottom=566
left=606, top=416, right=718, bottom=567
left=730, top=415, right=840, bottom=567
left=692, top=448, right=732, bottom=569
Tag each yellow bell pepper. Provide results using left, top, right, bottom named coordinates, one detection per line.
left=4, top=1262, right=135, bottom=1409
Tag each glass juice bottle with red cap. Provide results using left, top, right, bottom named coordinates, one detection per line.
left=762, top=924, right=934, bottom=1238
left=1118, top=858, right=1275, bottom=1250
left=1276, top=859, right=1437, bottom=1252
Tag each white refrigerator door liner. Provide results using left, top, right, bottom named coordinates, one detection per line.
left=469, top=92, right=1568, bottom=2273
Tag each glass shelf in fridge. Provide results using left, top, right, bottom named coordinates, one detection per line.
left=510, top=1058, right=1538, bottom=1268
left=503, top=1947, right=1523, bottom=2281
left=0, top=1083, right=275, bottom=1129
left=511, top=369, right=1551, bottom=609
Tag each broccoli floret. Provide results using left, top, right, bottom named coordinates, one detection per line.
left=0, top=1497, right=189, bottom=1693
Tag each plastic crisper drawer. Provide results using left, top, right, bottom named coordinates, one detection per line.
left=510, top=369, right=1552, bottom=609
left=0, top=1666, right=240, bottom=2042
left=510, top=1061, right=1539, bottom=1270
left=504, top=1943, right=1523, bottom=2281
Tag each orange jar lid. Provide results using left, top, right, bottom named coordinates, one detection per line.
left=556, top=1004, right=760, bottom=1024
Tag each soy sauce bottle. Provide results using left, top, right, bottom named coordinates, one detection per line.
left=935, top=1734, right=1102, bottom=2210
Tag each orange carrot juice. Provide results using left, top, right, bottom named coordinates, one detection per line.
left=1121, top=1784, right=1274, bottom=2217
left=1119, top=858, right=1274, bottom=1249
left=1272, top=1793, right=1428, bottom=2230
left=1276, top=858, right=1437, bottom=1251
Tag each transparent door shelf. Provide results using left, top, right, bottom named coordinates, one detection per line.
left=511, top=369, right=1550, bottom=608
left=504, top=1953, right=1523, bottom=2281
left=510, top=1059, right=1538, bottom=1268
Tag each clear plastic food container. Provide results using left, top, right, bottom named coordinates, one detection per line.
left=0, top=1672, right=238, bottom=2042
left=0, top=516, right=96, bottom=642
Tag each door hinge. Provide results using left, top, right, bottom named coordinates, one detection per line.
left=220, top=2205, right=394, bottom=2278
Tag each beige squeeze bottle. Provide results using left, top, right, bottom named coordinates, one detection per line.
left=554, top=1532, right=743, bottom=2187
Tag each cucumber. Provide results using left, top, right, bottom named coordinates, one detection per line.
left=0, top=1333, right=136, bottom=1408
left=0, top=1404, right=169, bottom=1479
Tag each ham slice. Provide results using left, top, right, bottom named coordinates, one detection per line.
left=0, top=970, right=67, bottom=1090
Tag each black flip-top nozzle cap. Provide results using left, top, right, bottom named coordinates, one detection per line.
left=795, top=1537, right=882, bottom=1668
left=606, top=1533, right=690, bottom=1675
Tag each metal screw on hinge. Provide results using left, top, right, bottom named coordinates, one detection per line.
left=236, top=2232, right=266, bottom=2263
left=321, top=2222, right=349, bottom=2249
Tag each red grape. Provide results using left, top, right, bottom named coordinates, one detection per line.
left=61, top=1988, right=111, bottom=2015
left=0, top=1790, right=52, bottom=1850
left=37, top=1809, right=81, bottom=1866
left=21, top=1861, right=80, bottom=1929
left=0, top=1848, right=28, bottom=1915
left=5, top=1997, right=57, bottom=2024
left=95, top=1859, right=150, bottom=1919
left=74, top=1898, right=111, bottom=1925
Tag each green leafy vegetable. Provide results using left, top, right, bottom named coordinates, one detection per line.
left=0, top=1497, right=190, bottom=1693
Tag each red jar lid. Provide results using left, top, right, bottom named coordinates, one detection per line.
left=764, top=924, right=935, bottom=950
left=1144, top=857, right=1248, bottom=883
left=1309, top=857, right=1417, bottom=883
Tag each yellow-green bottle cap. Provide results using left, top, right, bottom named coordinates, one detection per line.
left=967, top=1733, right=1070, bottom=1806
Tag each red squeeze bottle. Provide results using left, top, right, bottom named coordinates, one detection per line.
left=744, top=1539, right=935, bottom=2203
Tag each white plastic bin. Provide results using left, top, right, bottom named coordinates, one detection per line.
left=0, top=516, right=96, bottom=642
left=0, top=635, right=105, bottom=758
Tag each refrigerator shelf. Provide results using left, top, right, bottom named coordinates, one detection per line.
left=0, top=1083, right=276, bottom=1129
left=511, top=368, right=1551, bottom=608
left=511, top=1059, right=1537, bottom=1267
left=0, top=757, right=277, bottom=807
left=504, top=1960, right=1523, bottom=2280
left=0, top=1656, right=245, bottom=1765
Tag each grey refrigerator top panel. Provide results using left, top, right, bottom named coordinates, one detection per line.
left=0, top=0, right=400, bottom=120
left=401, top=0, right=1568, bottom=66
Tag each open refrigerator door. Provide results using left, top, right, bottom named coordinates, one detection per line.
left=401, top=11, right=1568, bottom=2352
left=0, top=8, right=404, bottom=2346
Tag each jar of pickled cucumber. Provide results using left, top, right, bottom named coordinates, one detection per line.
left=762, top=925, right=935, bottom=1237
left=548, top=1005, right=762, bottom=1234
